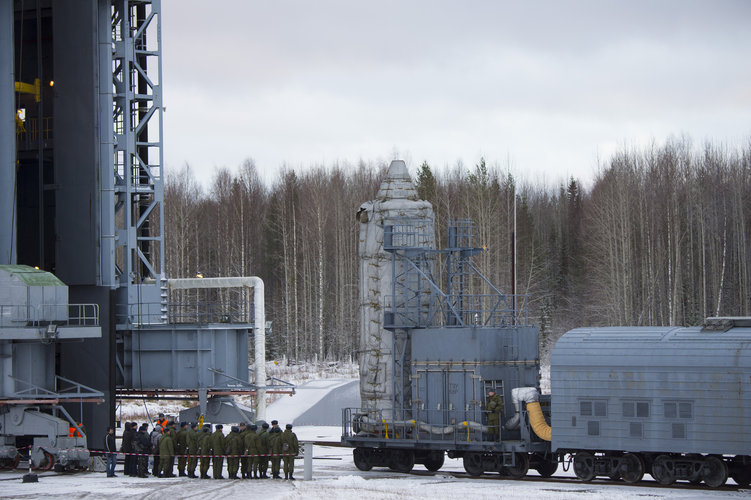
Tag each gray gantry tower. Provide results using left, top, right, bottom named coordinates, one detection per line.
left=1, top=0, right=286, bottom=453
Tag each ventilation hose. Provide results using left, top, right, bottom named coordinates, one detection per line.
left=526, top=401, right=552, bottom=441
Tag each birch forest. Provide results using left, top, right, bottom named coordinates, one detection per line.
left=164, top=138, right=751, bottom=362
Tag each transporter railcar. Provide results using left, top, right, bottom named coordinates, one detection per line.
left=342, top=161, right=750, bottom=487
left=551, top=318, right=751, bottom=487
left=342, top=208, right=556, bottom=477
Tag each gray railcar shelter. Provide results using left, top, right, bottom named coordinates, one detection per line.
left=550, top=324, right=751, bottom=456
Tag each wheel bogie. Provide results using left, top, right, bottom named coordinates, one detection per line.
left=531, top=453, right=558, bottom=478
left=620, top=453, right=645, bottom=483
left=573, top=452, right=596, bottom=481
left=353, top=447, right=374, bottom=471
left=388, top=449, right=415, bottom=473
left=702, top=455, right=728, bottom=488
left=504, top=452, right=529, bottom=479
left=418, top=451, right=444, bottom=472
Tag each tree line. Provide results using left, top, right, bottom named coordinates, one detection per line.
left=164, top=138, right=751, bottom=363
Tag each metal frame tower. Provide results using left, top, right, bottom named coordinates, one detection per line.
left=111, top=0, right=165, bottom=322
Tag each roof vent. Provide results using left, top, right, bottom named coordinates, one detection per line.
left=702, top=317, right=751, bottom=332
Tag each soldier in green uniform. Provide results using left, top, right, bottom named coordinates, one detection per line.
left=211, top=424, right=226, bottom=479
left=198, top=424, right=212, bottom=479
left=486, top=389, right=504, bottom=440
left=280, top=424, right=299, bottom=480
left=186, top=422, right=199, bottom=478
left=226, top=426, right=243, bottom=479
left=245, top=423, right=259, bottom=479
left=238, top=422, right=249, bottom=478
left=175, top=422, right=189, bottom=476
left=257, top=422, right=270, bottom=478
left=159, top=427, right=176, bottom=477
left=269, top=422, right=283, bottom=479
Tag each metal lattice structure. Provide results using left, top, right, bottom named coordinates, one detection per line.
left=111, top=0, right=166, bottom=322
left=384, top=219, right=527, bottom=331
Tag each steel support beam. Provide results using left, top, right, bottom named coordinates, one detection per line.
left=0, top=0, right=15, bottom=265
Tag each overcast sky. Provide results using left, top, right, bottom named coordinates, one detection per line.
left=161, top=0, right=751, bottom=189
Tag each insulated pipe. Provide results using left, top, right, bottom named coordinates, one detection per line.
left=504, top=386, right=552, bottom=441
left=168, top=277, right=267, bottom=421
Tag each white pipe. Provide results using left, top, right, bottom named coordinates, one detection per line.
left=168, top=276, right=266, bottom=421
left=504, top=386, right=540, bottom=430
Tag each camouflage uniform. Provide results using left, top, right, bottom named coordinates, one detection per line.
left=186, top=424, right=199, bottom=478
left=198, top=425, right=213, bottom=479
left=175, top=423, right=189, bottom=476
left=159, top=429, right=175, bottom=477
left=257, top=424, right=270, bottom=478
left=269, top=427, right=283, bottom=479
left=245, top=424, right=259, bottom=478
left=486, top=392, right=504, bottom=439
left=280, top=425, right=299, bottom=479
left=226, top=427, right=243, bottom=479
left=211, top=425, right=227, bottom=479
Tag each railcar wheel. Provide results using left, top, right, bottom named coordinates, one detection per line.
left=651, top=455, right=675, bottom=485
left=0, top=454, right=20, bottom=470
left=534, top=457, right=558, bottom=478
left=353, top=448, right=373, bottom=471
left=682, top=454, right=703, bottom=484
left=573, top=452, right=596, bottom=482
left=620, top=453, right=644, bottom=483
left=388, top=450, right=414, bottom=473
left=702, top=456, right=728, bottom=488
left=32, top=451, right=54, bottom=472
left=423, top=452, right=444, bottom=472
left=505, top=453, right=529, bottom=479
left=463, top=453, right=484, bottom=476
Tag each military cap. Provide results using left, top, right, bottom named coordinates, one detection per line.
left=286, top=424, right=292, bottom=429
left=250, top=424, right=258, bottom=430
left=271, top=420, right=278, bottom=425
left=216, top=424, right=223, bottom=430
left=262, top=422, right=269, bottom=429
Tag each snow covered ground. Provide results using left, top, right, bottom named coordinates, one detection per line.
left=2, top=423, right=745, bottom=500
left=2, top=371, right=747, bottom=498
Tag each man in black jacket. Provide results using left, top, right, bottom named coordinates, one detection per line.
left=127, top=422, right=139, bottom=476
left=104, top=427, right=117, bottom=477
left=134, top=424, right=152, bottom=478
left=120, top=422, right=134, bottom=476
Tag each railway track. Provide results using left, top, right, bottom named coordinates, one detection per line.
left=311, top=441, right=746, bottom=492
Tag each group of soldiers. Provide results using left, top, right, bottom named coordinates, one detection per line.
left=119, top=415, right=299, bottom=480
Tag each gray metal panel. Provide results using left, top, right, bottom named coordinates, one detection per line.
left=125, top=324, right=250, bottom=390
left=12, top=343, right=55, bottom=395
left=0, top=0, right=15, bottom=265
left=53, top=0, right=101, bottom=286
left=410, top=326, right=539, bottom=428
left=550, top=326, right=751, bottom=455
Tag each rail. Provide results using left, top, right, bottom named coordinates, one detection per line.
left=0, top=303, right=99, bottom=328
left=115, top=301, right=255, bottom=326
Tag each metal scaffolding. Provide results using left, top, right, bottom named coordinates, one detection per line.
left=111, top=0, right=166, bottom=322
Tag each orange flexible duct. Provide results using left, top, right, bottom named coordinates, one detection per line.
left=526, top=401, right=552, bottom=441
